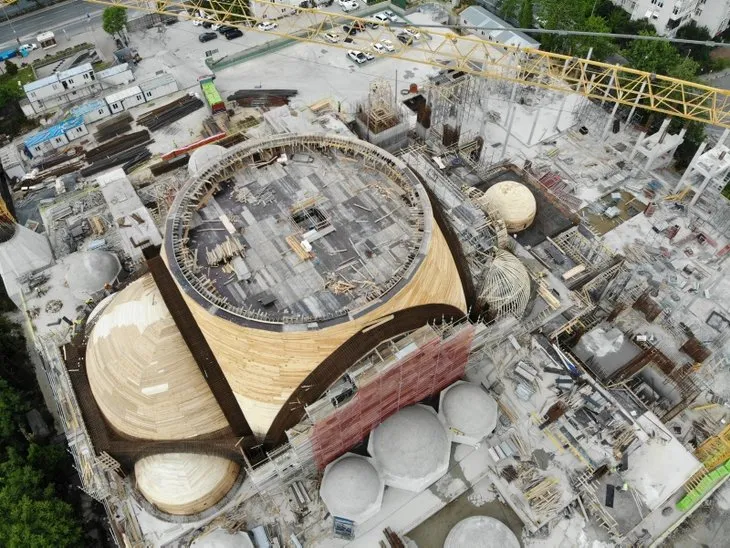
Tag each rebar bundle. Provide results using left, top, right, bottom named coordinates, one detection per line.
left=137, top=95, right=204, bottom=131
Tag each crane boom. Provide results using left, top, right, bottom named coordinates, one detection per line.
left=86, top=0, right=730, bottom=127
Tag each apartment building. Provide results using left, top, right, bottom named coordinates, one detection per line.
left=609, top=0, right=730, bottom=36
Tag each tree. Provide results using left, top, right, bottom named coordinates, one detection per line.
left=102, top=6, right=127, bottom=41
left=625, top=31, right=682, bottom=74
left=4, top=61, right=17, bottom=76
left=0, top=379, right=28, bottom=440
left=674, top=21, right=712, bottom=73
left=519, top=0, right=533, bottom=29
left=572, top=15, right=615, bottom=61
left=499, top=0, right=521, bottom=21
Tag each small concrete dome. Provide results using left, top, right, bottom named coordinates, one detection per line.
left=444, top=516, right=520, bottom=548
left=65, top=251, right=121, bottom=296
left=188, top=144, right=226, bottom=176
left=320, top=453, right=384, bottom=523
left=439, top=381, right=498, bottom=445
left=483, top=180, right=536, bottom=233
left=135, top=453, right=239, bottom=516
left=191, top=528, right=254, bottom=547
left=368, top=405, right=450, bottom=492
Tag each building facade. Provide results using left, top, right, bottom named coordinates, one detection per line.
left=609, top=0, right=729, bottom=36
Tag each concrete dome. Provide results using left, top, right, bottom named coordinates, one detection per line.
left=483, top=180, right=536, bottom=233
left=444, top=516, right=520, bottom=548
left=320, top=453, right=384, bottom=523
left=368, top=405, right=450, bottom=492
left=191, top=528, right=254, bottom=548
left=439, top=381, right=498, bottom=445
left=479, top=250, right=531, bottom=319
left=64, top=251, right=121, bottom=297
left=188, top=144, right=226, bottom=176
left=86, top=275, right=228, bottom=440
left=135, top=453, right=239, bottom=516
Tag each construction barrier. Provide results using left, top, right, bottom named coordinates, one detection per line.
left=676, top=457, right=730, bottom=511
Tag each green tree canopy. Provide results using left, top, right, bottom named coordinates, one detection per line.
left=499, top=0, right=522, bottom=21
left=102, top=6, right=127, bottom=39
left=674, top=21, right=712, bottom=73
left=519, top=0, right=533, bottom=29
left=0, top=380, right=28, bottom=440
left=4, top=61, right=18, bottom=76
left=626, top=31, right=682, bottom=74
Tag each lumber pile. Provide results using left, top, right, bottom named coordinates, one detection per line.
left=137, top=95, right=204, bottom=131
left=227, top=89, right=298, bottom=107
left=94, top=112, right=133, bottom=142
left=85, top=130, right=151, bottom=163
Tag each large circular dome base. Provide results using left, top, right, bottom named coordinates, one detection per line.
left=444, top=516, right=521, bottom=548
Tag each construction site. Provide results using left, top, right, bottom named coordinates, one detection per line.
left=0, top=1, right=730, bottom=547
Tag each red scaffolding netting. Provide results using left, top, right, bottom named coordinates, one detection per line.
left=311, top=324, right=475, bottom=469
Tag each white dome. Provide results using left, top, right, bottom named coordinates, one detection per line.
left=191, top=528, right=253, bottom=548
left=479, top=250, right=531, bottom=319
left=135, top=453, right=239, bottom=516
left=65, top=251, right=121, bottom=296
left=444, top=516, right=520, bottom=548
left=188, top=144, right=226, bottom=176
left=320, top=454, right=384, bottom=523
left=483, top=180, right=536, bottom=233
left=367, top=405, right=450, bottom=492
left=439, top=382, right=498, bottom=445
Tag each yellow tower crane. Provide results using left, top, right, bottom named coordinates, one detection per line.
left=83, top=0, right=730, bottom=127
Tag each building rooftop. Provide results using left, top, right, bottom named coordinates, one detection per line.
left=58, top=62, right=94, bottom=80
left=96, top=62, right=131, bottom=78
left=165, top=134, right=433, bottom=329
left=105, top=85, right=143, bottom=104
left=71, top=98, right=110, bottom=117
left=24, top=116, right=85, bottom=148
left=460, top=6, right=540, bottom=48
left=23, top=73, right=59, bottom=93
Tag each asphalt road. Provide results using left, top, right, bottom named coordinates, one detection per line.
left=0, top=0, right=105, bottom=49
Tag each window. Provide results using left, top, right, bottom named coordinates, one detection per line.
left=136, top=94, right=142, bottom=100
left=147, top=91, right=152, bottom=97
left=695, top=8, right=703, bottom=15
left=68, top=78, right=74, bottom=84
left=83, top=74, right=88, bottom=79
left=673, top=6, right=679, bottom=14
left=30, top=91, right=35, bottom=98
left=98, top=109, right=104, bottom=114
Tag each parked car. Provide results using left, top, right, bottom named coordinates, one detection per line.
left=380, top=39, right=395, bottom=52
left=397, top=32, right=413, bottom=45
left=352, top=21, right=365, bottom=31
left=382, top=10, right=397, bottom=21
left=339, top=0, right=359, bottom=12
left=366, top=18, right=379, bottom=28
left=362, top=50, right=374, bottom=61
left=224, top=29, right=244, bottom=39
left=202, top=20, right=213, bottom=28
left=372, top=42, right=388, bottom=54
left=258, top=21, right=278, bottom=31
left=373, top=12, right=390, bottom=23
left=324, top=32, right=341, bottom=43
left=347, top=50, right=366, bottom=64
left=192, top=19, right=203, bottom=26
left=199, top=32, right=218, bottom=43
left=403, top=27, right=421, bottom=40
left=343, top=25, right=357, bottom=35
left=218, top=25, right=236, bottom=34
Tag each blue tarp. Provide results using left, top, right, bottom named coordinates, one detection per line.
left=24, top=116, right=85, bottom=148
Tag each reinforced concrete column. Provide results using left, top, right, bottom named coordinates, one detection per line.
left=675, top=141, right=707, bottom=191
left=690, top=173, right=714, bottom=206
left=500, top=82, right=519, bottom=161
left=602, top=102, right=620, bottom=141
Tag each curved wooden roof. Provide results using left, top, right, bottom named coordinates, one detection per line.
left=135, top=453, right=239, bottom=516
left=182, top=221, right=467, bottom=435
left=86, top=275, right=229, bottom=440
